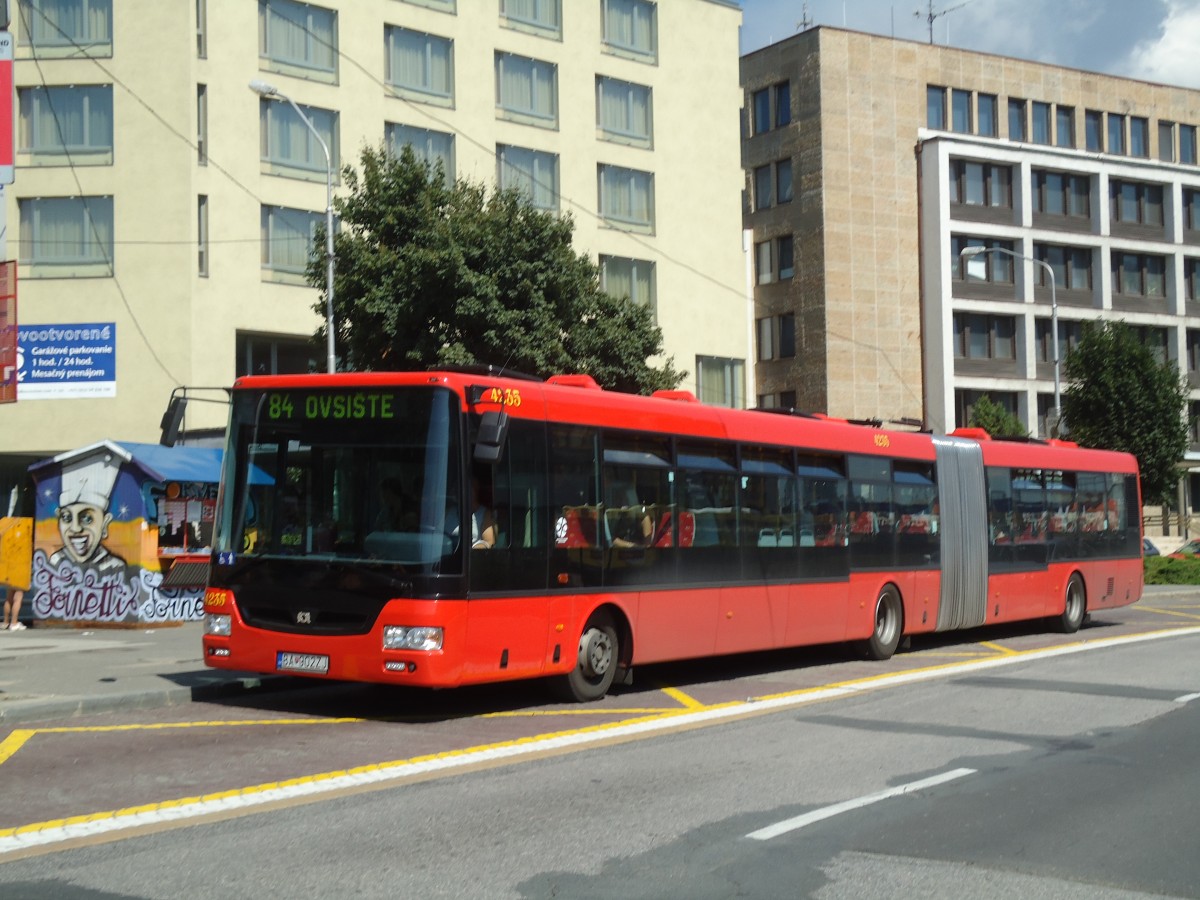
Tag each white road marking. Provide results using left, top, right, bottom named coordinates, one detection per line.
left=745, top=768, right=977, bottom=841
left=1174, top=692, right=1200, bottom=704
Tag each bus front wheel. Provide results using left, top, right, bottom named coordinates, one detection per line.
left=554, top=611, right=619, bottom=702
left=1057, top=574, right=1086, bottom=633
left=864, top=585, right=903, bottom=660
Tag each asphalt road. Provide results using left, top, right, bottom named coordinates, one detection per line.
left=0, top=617, right=1197, bottom=898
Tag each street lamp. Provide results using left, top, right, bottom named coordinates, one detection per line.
left=249, top=79, right=336, bottom=374
left=958, top=244, right=1061, bottom=437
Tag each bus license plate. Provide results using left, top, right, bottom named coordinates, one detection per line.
left=277, top=651, right=329, bottom=674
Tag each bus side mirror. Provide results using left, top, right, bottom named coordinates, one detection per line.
left=474, top=409, right=509, bottom=463
left=160, top=396, right=188, bottom=447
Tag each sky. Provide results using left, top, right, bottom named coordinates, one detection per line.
left=739, top=0, right=1200, bottom=89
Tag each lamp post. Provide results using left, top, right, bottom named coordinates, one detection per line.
left=958, top=245, right=1060, bottom=436
left=249, top=79, right=336, bottom=374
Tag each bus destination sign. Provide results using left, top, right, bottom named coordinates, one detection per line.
left=266, top=392, right=396, bottom=421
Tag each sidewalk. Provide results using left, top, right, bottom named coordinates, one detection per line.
left=0, top=622, right=287, bottom=725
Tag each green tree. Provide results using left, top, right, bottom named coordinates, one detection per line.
left=307, top=145, right=682, bottom=394
left=1062, top=320, right=1187, bottom=506
left=968, top=394, right=1029, bottom=439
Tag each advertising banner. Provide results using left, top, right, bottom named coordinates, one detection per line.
left=17, top=322, right=117, bottom=399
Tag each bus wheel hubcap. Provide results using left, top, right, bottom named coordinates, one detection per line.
left=579, top=628, right=613, bottom=678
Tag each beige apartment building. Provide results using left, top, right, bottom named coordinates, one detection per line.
left=0, top=0, right=747, bottom=500
left=742, top=27, right=1200, bottom=493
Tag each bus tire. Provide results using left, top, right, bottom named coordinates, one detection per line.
left=1057, top=574, right=1086, bottom=634
left=864, top=584, right=903, bottom=660
left=554, top=611, right=619, bottom=702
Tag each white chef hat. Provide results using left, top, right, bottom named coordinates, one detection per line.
left=59, top=455, right=120, bottom=510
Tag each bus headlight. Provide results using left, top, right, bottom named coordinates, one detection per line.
left=383, top=626, right=443, bottom=651
left=205, top=613, right=232, bottom=637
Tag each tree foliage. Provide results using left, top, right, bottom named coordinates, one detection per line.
left=968, top=394, right=1028, bottom=439
left=1062, top=320, right=1188, bottom=505
left=307, top=145, right=682, bottom=394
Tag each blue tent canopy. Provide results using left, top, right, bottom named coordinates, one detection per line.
left=30, top=440, right=271, bottom=486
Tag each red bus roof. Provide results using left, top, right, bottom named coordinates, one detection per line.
left=232, top=370, right=1138, bottom=475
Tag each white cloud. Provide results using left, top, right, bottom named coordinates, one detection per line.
left=1119, top=0, right=1200, bottom=87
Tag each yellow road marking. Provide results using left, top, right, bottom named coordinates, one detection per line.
left=659, top=687, right=708, bottom=710
left=979, top=641, right=1018, bottom=655
left=1138, top=606, right=1200, bottom=623
left=0, top=730, right=35, bottom=766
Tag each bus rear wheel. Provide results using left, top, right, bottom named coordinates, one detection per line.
left=554, top=611, right=619, bottom=702
left=1057, top=574, right=1086, bottom=633
left=864, top=585, right=902, bottom=660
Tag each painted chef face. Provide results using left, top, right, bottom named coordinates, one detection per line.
left=58, top=501, right=113, bottom=564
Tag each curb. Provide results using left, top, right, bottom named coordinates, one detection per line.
left=0, top=674, right=300, bottom=726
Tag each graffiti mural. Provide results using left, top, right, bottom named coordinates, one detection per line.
left=29, top=447, right=204, bottom=625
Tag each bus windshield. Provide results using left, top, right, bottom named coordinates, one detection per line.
left=215, top=386, right=464, bottom=572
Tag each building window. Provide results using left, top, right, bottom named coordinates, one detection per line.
left=1186, top=259, right=1200, bottom=301
left=259, top=0, right=338, bottom=79
left=754, top=165, right=772, bottom=210
left=598, top=164, right=654, bottom=231
left=1035, top=318, right=1084, bottom=365
left=778, top=235, right=794, bottom=278
left=752, top=81, right=790, bottom=134
left=497, top=144, right=559, bottom=212
left=1085, top=109, right=1103, bottom=151
left=951, top=236, right=1014, bottom=283
left=500, top=0, right=561, bottom=37
left=19, top=0, right=112, bottom=54
left=259, top=97, right=338, bottom=178
left=18, top=85, right=113, bottom=160
left=1110, top=180, right=1164, bottom=227
left=777, top=159, right=793, bottom=204
left=496, top=52, right=557, bottom=127
left=601, top=0, right=657, bottom=63
left=1131, top=117, right=1150, bottom=157
left=1033, top=170, right=1089, bottom=217
left=949, top=159, right=1011, bottom=208
left=977, top=93, right=997, bottom=137
left=236, top=332, right=318, bottom=377
left=1131, top=326, right=1170, bottom=365
left=953, top=313, right=1016, bottom=360
left=18, top=196, right=114, bottom=274
left=596, top=76, right=652, bottom=147
left=1055, top=105, right=1074, bottom=148
left=754, top=159, right=792, bottom=211
left=951, top=89, right=971, bottom=133
left=1185, top=189, right=1200, bottom=232
left=398, top=0, right=456, bottom=10
left=261, top=205, right=322, bottom=278
left=1182, top=125, right=1198, bottom=164
left=755, top=240, right=773, bottom=285
left=757, top=314, right=795, bottom=361
left=599, top=255, right=656, bottom=315
left=697, top=356, right=744, bottom=408
left=1159, top=121, right=1176, bottom=162
left=198, top=195, right=209, bottom=277
left=927, top=85, right=946, bottom=130
left=1031, top=101, right=1051, bottom=144
left=197, top=0, right=207, bottom=57
left=1008, top=98, right=1026, bottom=141
left=385, top=26, right=453, bottom=104
left=1034, top=244, right=1092, bottom=290
left=386, top=123, right=454, bottom=180
left=1107, top=112, right=1126, bottom=154
left=197, top=84, right=208, bottom=165
left=955, top=390, right=1018, bottom=431
left=1112, top=251, right=1166, bottom=298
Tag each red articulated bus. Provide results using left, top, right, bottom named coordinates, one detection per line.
left=201, top=367, right=1143, bottom=701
